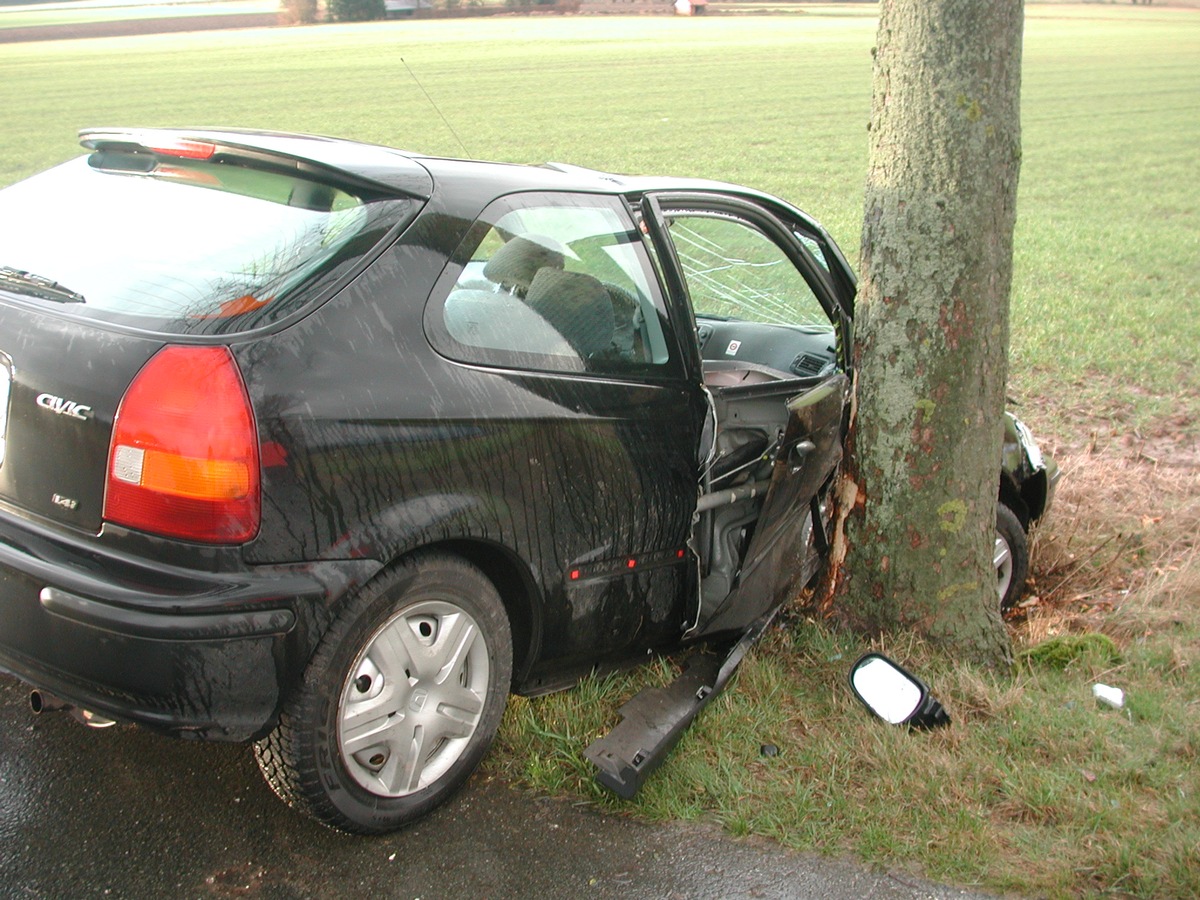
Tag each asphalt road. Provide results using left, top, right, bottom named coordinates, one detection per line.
left=0, top=674, right=994, bottom=899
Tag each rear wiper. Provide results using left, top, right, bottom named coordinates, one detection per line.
left=0, top=266, right=86, bottom=304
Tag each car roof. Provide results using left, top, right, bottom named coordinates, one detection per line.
left=409, top=154, right=838, bottom=245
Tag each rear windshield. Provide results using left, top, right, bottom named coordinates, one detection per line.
left=0, top=154, right=416, bottom=335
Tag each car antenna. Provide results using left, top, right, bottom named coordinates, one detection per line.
left=401, top=57, right=472, bottom=160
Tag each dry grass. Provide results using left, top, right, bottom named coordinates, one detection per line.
left=1007, top=362, right=1199, bottom=639
left=1012, top=405, right=1200, bottom=654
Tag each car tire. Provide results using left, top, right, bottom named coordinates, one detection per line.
left=254, top=553, right=512, bottom=834
left=995, top=504, right=1029, bottom=612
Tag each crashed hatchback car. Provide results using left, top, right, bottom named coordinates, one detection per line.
left=0, top=129, right=1046, bottom=833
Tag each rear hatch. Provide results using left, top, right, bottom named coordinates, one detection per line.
left=0, top=128, right=430, bottom=536
left=0, top=307, right=160, bottom=533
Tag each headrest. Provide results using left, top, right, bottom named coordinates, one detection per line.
left=483, top=234, right=565, bottom=292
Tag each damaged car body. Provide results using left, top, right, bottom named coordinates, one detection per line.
left=0, top=128, right=1048, bottom=833
left=0, top=128, right=853, bottom=832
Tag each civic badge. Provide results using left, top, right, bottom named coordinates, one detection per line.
left=35, top=391, right=92, bottom=421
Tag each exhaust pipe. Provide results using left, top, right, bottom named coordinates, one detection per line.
left=29, top=690, right=117, bottom=728
left=29, top=690, right=69, bottom=714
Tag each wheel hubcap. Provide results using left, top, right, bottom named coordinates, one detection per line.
left=994, top=534, right=1013, bottom=602
left=337, top=599, right=489, bottom=797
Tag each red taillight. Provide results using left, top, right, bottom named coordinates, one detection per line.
left=146, top=138, right=216, bottom=160
left=104, top=345, right=260, bottom=544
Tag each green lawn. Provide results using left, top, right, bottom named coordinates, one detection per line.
left=2, top=6, right=1198, bottom=896
left=1, top=6, right=1196, bottom=428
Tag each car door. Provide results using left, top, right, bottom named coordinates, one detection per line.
left=421, top=191, right=712, bottom=676
left=641, top=192, right=851, bottom=636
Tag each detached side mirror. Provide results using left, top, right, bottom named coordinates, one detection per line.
left=849, top=653, right=950, bottom=729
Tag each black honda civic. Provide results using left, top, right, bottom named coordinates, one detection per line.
left=0, top=127, right=859, bottom=832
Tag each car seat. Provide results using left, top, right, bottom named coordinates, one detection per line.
left=482, top=234, right=565, bottom=295
left=524, top=268, right=615, bottom=359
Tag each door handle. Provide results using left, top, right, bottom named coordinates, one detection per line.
left=790, top=439, right=816, bottom=473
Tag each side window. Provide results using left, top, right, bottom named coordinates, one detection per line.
left=795, top=232, right=830, bottom=273
left=430, top=194, right=673, bottom=376
left=666, top=213, right=830, bottom=329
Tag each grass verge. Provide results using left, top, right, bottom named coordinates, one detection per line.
left=491, top=547, right=1200, bottom=897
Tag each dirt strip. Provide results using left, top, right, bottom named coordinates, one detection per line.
left=0, top=12, right=279, bottom=43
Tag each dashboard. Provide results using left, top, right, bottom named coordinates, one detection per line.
left=696, top=316, right=838, bottom=379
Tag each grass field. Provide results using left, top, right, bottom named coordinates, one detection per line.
left=1, top=5, right=1198, bottom=897
left=1, top=5, right=1197, bottom=427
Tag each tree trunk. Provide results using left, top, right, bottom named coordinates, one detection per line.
left=824, top=0, right=1024, bottom=666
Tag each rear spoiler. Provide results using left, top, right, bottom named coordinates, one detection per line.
left=79, top=127, right=433, bottom=201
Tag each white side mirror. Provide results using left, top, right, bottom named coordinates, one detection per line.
left=849, top=653, right=949, bottom=729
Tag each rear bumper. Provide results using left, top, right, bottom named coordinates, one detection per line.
left=0, top=512, right=380, bottom=741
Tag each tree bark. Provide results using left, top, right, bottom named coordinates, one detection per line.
left=824, top=0, right=1024, bottom=666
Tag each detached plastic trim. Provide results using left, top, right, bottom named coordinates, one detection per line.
left=585, top=608, right=778, bottom=799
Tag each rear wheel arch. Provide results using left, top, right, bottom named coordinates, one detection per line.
left=427, top=538, right=541, bottom=685
left=323, top=539, right=541, bottom=688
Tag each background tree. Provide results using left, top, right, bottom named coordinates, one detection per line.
left=820, top=0, right=1024, bottom=666
left=328, top=0, right=385, bottom=21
